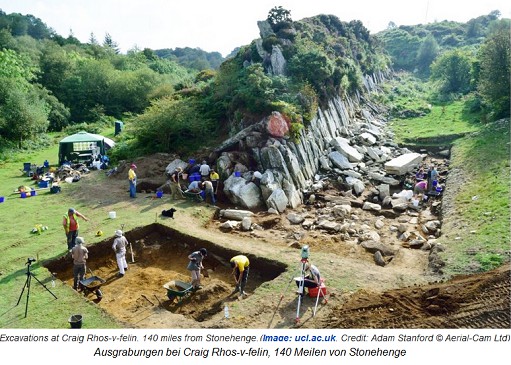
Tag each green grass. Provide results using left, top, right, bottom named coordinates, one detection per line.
left=389, top=98, right=480, bottom=146
left=440, top=119, right=510, bottom=275
left=0, top=145, right=124, bottom=328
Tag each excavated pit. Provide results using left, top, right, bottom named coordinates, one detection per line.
left=45, top=223, right=285, bottom=325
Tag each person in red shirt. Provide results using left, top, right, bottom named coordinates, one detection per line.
left=63, top=208, right=88, bottom=251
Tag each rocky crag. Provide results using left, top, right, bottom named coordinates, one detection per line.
left=161, top=19, right=449, bottom=271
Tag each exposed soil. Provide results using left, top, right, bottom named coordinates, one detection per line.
left=45, top=154, right=510, bottom=328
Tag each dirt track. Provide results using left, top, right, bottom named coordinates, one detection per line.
left=45, top=156, right=510, bottom=329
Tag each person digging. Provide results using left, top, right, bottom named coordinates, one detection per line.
left=187, top=248, right=207, bottom=290
left=230, top=255, right=250, bottom=298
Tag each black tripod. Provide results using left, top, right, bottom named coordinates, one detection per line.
left=16, top=258, right=57, bottom=318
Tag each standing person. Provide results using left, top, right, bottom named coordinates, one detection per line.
left=209, top=168, right=219, bottom=194
left=128, top=163, right=137, bottom=198
left=230, top=255, right=250, bottom=297
left=170, top=167, right=185, bottom=200
left=63, top=208, right=88, bottom=251
left=199, top=160, right=210, bottom=180
left=187, top=248, right=207, bottom=289
left=112, top=230, right=129, bottom=277
left=71, top=237, right=88, bottom=290
left=201, top=180, right=216, bottom=204
left=429, top=165, right=439, bottom=191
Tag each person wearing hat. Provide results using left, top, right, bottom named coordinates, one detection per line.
left=128, top=163, right=137, bottom=198
left=71, top=237, right=88, bottom=290
left=187, top=248, right=207, bottom=289
left=295, top=262, right=321, bottom=296
left=62, top=208, right=88, bottom=250
left=230, top=255, right=250, bottom=297
left=112, top=230, right=129, bottom=277
left=170, top=167, right=185, bottom=200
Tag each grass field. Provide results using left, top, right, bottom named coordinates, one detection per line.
left=0, top=144, right=123, bottom=328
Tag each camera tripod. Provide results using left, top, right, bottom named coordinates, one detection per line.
left=16, top=258, right=57, bottom=318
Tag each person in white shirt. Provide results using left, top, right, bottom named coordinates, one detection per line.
left=112, top=230, right=129, bottom=277
left=199, top=161, right=210, bottom=179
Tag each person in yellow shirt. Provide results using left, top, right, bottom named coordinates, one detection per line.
left=128, top=163, right=137, bottom=198
left=230, top=255, right=250, bottom=297
left=209, top=168, right=220, bottom=194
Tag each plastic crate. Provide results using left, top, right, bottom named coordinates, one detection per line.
left=38, top=181, right=49, bottom=188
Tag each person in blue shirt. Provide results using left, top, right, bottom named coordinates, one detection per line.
left=186, top=180, right=201, bottom=193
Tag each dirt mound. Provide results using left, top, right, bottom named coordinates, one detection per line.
left=113, top=153, right=178, bottom=180
left=314, top=263, right=510, bottom=329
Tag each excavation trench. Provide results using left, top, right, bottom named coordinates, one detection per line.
left=46, top=223, right=285, bottom=325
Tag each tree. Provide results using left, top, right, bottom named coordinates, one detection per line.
left=267, top=6, right=292, bottom=26
left=88, top=32, right=98, bottom=45
left=103, top=33, right=120, bottom=54
left=477, top=23, right=510, bottom=118
left=430, top=49, right=472, bottom=95
left=416, top=34, right=439, bottom=75
left=387, top=21, right=397, bottom=30
left=0, top=77, right=49, bottom=147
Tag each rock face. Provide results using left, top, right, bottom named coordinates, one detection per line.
left=205, top=77, right=434, bottom=212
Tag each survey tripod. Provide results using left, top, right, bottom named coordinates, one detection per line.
left=295, top=246, right=309, bottom=323
left=16, top=258, right=57, bottom=318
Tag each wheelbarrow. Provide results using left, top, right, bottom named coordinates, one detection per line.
left=183, top=190, right=203, bottom=202
left=79, top=275, right=105, bottom=301
left=163, top=280, right=195, bottom=303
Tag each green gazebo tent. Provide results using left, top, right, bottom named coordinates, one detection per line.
left=58, top=131, right=106, bottom=165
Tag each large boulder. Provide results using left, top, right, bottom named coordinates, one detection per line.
left=266, top=188, right=289, bottom=213
left=219, top=209, right=254, bottom=221
left=328, top=151, right=353, bottom=169
left=330, top=137, right=364, bottom=162
left=384, top=153, right=423, bottom=175
left=265, top=111, right=289, bottom=138
left=223, top=175, right=264, bottom=209
left=270, top=45, right=287, bottom=76
left=164, top=159, right=188, bottom=175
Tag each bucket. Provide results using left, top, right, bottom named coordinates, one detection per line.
left=30, top=190, right=36, bottom=197
left=411, top=198, right=419, bottom=207
left=108, top=211, right=116, bottom=219
left=20, top=192, right=27, bottom=199
left=68, top=314, right=83, bottom=329
left=234, top=171, right=241, bottom=177
left=0, top=196, right=4, bottom=203
left=156, top=191, right=163, bottom=198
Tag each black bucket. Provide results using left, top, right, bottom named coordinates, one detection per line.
left=68, top=314, right=83, bottom=329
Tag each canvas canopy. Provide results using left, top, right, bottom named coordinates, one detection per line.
left=59, top=131, right=110, bottom=165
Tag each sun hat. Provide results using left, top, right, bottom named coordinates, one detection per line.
left=131, top=163, right=137, bottom=168
left=115, top=230, right=123, bottom=237
left=75, top=237, right=85, bottom=245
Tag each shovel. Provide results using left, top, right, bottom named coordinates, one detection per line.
left=128, top=241, right=135, bottom=263
left=121, top=223, right=135, bottom=263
